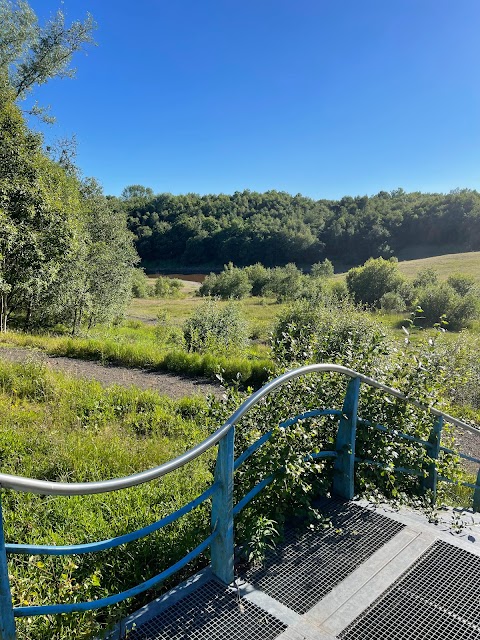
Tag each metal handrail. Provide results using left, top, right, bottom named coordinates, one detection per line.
left=0, top=363, right=476, bottom=496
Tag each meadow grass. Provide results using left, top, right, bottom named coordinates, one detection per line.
left=0, top=360, right=216, bottom=639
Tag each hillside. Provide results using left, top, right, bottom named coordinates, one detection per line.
left=396, top=251, right=480, bottom=283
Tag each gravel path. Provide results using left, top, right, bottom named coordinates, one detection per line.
left=0, top=347, right=223, bottom=400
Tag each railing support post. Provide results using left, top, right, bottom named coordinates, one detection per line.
left=211, top=428, right=235, bottom=585
left=0, top=497, right=16, bottom=640
left=333, top=377, right=361, bottom=500
left=473, top=469, right=480, bottom=513
left=422, top=415, right=443, bottom=502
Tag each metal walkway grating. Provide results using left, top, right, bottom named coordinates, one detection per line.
left=243, top=498, right=405, bottom=614
left=125, top=579, right=287, bottom=640
left=340, top=540, right=480, bottom=640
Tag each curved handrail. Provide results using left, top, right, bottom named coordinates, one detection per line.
left=0, top=363, right=476, bottom=496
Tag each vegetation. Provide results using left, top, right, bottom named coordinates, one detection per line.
left=113, top=186, right=480, bottom=270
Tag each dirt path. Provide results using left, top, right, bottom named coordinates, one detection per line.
left=0, top=347, right=223, bottom=400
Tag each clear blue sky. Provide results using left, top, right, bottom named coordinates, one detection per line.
left=26, top=0, right=480, bottom=199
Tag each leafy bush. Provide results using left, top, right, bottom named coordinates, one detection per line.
left=271, top=300, right=393, bottom=375
left=198, top=263, right=252, bottom=299
left=244, top=263, right=272, bottom=296
left=346, top=257, right=405, bottom=307
left=413, top=268, right=439, bottom=289
left=184, top=300, right=249, bottom=355
left=263, top=263, right=305, bottom=302
left=311, top=259, right=334, bottom=279
left=130, top=268, right=150, bottom=298
left=447, top=273, right=477, bottom=296
left=417, top=283, right=479, bottom=330
left=380, top=291, right=407, bottom=313
left=153, top=276, right=183, bottom=298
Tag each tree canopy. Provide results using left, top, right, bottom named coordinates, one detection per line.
left=114, top=187, right=480, bottom=270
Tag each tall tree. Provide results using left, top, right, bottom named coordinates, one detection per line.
left=0, top=98, right=82, bottom=331
left=0, top=0, right=96, bottom=120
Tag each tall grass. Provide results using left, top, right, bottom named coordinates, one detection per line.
left=0, top=330, right=273, bottom=388
left=0, top=360, right=215, bottom=639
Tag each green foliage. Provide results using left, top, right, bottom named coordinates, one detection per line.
left=130, top=268, right=150, bottom=298
left=153, top=276, right=183, bottom=299
left=198, top=263, right=252, bottom=299
left=263, top=263, right=305, bottom=302
left=417, top=283, right=479, bottom=330
left=311, top=259, right=334, bottom=279
left=413, top=267, right=439, bottom=289
left=271, top=300, right=393, bottom=375
left=380, top=291, right=407, bottom=313
left=346, top=257, right=405, bottom=307
left=244, top=263, right=271, bottom=296
left=184, top=299, right=249, bottom=355
left=0, top=360, right=212, bottom=639
left=0, top=0, right=96, bottom=116
left=119, top=187, right=480, bottom=270
left=447, top=273, right=477, bottom=296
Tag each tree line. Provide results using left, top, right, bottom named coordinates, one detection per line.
left=114, top=186, right=480, bottom=269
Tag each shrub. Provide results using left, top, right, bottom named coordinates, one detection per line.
left=263, top=263, right=304, bottom=302
left=244, top=263, right=271, bottom=296
left=417, top=283, right=479, bottom=330
left=198, top=263, right=251, bottom=299
left=130, top=268, right=150, bottom=298
left=153, top=276, right=183, bottom=298
left=380, top=291, right=406, bottom=313
left=346, top=257, right=405, bottom=307
left=310, top=259, right=334, bottom=279
left=183, top=300, right=249, bottom=355
left=413, top=268, right=439, bottom=289
left=447, top=273, right=477, bottom=297
left=271, top=300, right=393, bottom=375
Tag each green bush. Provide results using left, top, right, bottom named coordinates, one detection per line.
left=310, top=258, right=334, bottom=279
left=153, top=276, right=183, bottom=298
left=244, top=263, right=272, bottom=296
left=380, top=291, right=407, bottom=313
left=417, top=283, right=479, bottom=330
left=263, top=263, right=305, bottom=302
left=198, top=263, right=251, bottom=299
left=184, top=300, right=249, bottom=355
left=346, top=257, right=405, bottom=307
left=130, top=268, right=150, bottom=298
left=271, top=300, right=393, bottom=375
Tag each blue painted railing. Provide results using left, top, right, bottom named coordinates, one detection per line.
left=0, top=363, right=479, bottom=639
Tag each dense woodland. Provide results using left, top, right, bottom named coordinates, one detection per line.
left=115, top=186, right=480, bottom=269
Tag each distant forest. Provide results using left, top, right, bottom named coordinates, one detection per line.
left=111, top=187, right=480, bottom=269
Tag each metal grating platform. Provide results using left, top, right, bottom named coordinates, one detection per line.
left=243, top=498, right=405, bottom=614
left=125, top=579, right=287, bottom=640
left=340, top=540, right=480, bottom=640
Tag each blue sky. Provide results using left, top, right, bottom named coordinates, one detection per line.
left=26, top=0, right=480, bottom=199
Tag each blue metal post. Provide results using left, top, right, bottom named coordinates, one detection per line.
left=333, top=377, right=361, bottom=500
left=0, top=497, right=16, bottom=640
left=473, top=469, right=480, bottom=513
left=422, top=415, right=443, bottom=501
left=211, top=428, right=235, bottom=585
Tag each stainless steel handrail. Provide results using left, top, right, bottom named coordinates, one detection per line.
left=0, top=363, right=476, bottom=496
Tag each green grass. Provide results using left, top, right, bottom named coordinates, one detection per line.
left=396, top=251, right=480, bottom=283
left=0, top=360, right=215, bottom=639
left=127, top=294, right=285, bottom=340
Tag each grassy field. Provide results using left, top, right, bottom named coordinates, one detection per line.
left=396, top=251, right=480, bottom=282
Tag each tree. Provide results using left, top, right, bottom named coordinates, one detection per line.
left=0, top=0, right=96, bottom=116
left=0, top=99, right=82, bottom=331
